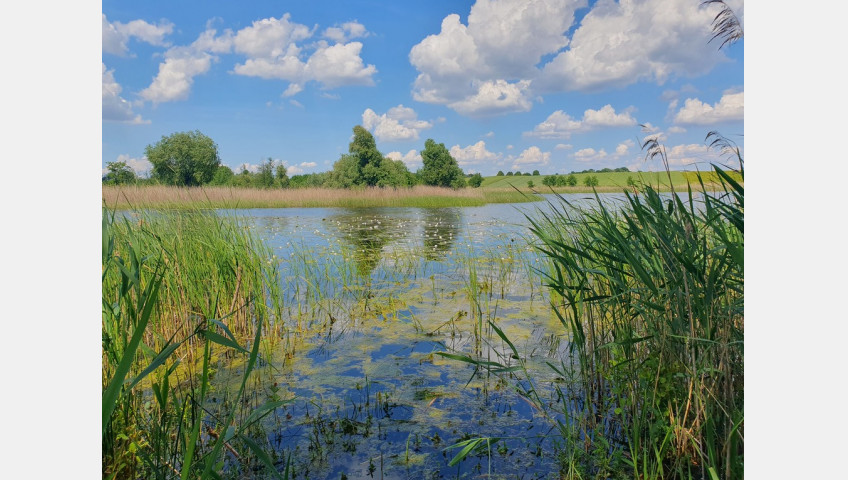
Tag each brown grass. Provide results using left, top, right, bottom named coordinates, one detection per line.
left=102, top=185, right=535, bottom=209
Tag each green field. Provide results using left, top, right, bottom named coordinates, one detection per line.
left=480, top=170, right=741, bottom=190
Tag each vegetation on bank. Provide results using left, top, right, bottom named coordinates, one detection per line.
left=102, top=209, right=291, bottom=479
left=102, top=185, right=539, bottom=210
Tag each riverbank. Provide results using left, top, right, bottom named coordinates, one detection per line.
left=102, top=185, right=540, bottom=210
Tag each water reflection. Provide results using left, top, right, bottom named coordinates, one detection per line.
left=421, top=208, right=461, bottom=261
left=329, top=210, right=408, bottom=277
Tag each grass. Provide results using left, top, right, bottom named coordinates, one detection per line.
left=480, top=170, right=742, bottom=192
left=102, top=208, right=293, bottom=479
left=102, top=185, right=539, bottom=210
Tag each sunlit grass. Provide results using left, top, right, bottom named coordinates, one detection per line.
left=103, top=185, right=539, bottom=210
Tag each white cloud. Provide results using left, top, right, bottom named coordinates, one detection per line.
left=306, top=41, right=377, bottom=88
left=231, top=14, right=376, bottom=94
left=289, top=99, right=304, bottom=108
left=140, top=48, right=215, bottom=103
left=386, top=150, right=423, bottom=169
left=324, top=21, right=369, bottom=43
left=527, top=104, right=636, bottom=138
left=139, top=28, right=233, bottom=103
left=615, top=139, right=635, bottom=156
left=448, top=79, right=532, bottom=117
left=511, top=146, right=550, bottom=169
left=668, top=126, right=687, bottom=134
left=574, top=147, right=608, bottom=162
left=555, top=143, right=573, bottom=150
left=484, top=131, right=495, bottom=138
left=102, top=63, right=148, bottom=124
left=409, top=1, right=583, bottom=114
left=408, top=0, right=738, bottom=116
left=284, top=161, right=318, bottom=175
left=538, top=0, right=727, bottom=92
left=102, top=14, right=174, bottom=56
left=673, top=91, right=744, bottom=125
left=115, top=154, right=152, bottom=176
left=362, top=105, right=432, bottom=142
left=449, top=141, right=499, bottom=167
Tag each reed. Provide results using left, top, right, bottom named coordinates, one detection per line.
left=523, top=156, right=744, bottom=478
left=102, top=185, right=538, bottom=210
left=102, top=208, right=293, bottom=479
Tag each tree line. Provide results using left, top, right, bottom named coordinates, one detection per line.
left=103, top=127, right=483, bottom=190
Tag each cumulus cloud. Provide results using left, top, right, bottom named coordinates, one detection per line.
left=538, top=0, right=728, bottom=92
left=408, top=0, right=739, bottom=116
left=574, top=147, right=608, bottom=162
left=139, top=28, right=233, bottom=103
left=673, top=91, right=744, bottom=125
left=386, top=150, right=423, bottom=169
left=409, top=1, right=581, bottom=115
left=102, top=14, right=174, bottom=56
left=231, top=14, right=376, bottom=94
left=511, top=146, right=550, bottom=169
left=448, top=80, right=533, bottom=117
left=102, top=63, right=148, bottom=124
left=449, top=141, right=499, bottom=167
left=323, top=21, right=369, bottom=43
left=285, top=161, right=318, bottom=175
left=527, top=104, right=637, bottom=138
left=362, top=105, right=432, bottom=142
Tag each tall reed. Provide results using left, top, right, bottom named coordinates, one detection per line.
left=102, top=208, right=292, bottom=479
left=526, top=151, right=743, bottom=478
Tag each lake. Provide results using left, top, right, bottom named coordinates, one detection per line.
left=212, top=193, right=631, bottom=479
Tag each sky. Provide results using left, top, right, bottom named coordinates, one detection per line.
left=102, top=0, right=744, bottom=177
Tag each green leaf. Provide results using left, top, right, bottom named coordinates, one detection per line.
left=202, top=329, right=248, bottom=353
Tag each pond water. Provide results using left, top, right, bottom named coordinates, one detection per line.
left=213, top=194, right=630, bottom=479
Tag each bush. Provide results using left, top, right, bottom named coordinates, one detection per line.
left=583, top=175, right=599, bottom=187
left=468, top=173, right=484, bottom=188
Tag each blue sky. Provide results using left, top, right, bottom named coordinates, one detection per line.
left=102, top=0, right=744, bottom=177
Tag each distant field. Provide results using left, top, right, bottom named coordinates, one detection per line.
left=481, top=170, right=742, bottom=190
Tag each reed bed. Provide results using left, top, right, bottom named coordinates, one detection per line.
left=102, top=208, right=293, bottom=479
left=103, top=184, right=538, bottom=210
left=526, top=164, right=744, bottom=478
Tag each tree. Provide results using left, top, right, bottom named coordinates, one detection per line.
left=566, top=174, right=578, bottom=186
left=210, top=165, right=234, bottom=185
left=329, top=126, right=412, bottom=188
left=496, top=171, right=504, bottom=176
left=583, top=175, right=599, bottom=187
left=515, top=170, right=522, bottom=176
left=276, top=163, right=289, bottom=187
left=468, top=173, right=483, bottom=188
left=145, top=130, right=221, bottom=186
left=255, top=158, right=276, bottom=188
left=419, top=139, right=466, bottom=188
left=527, top=180, right=534, bottom=188
left=532, top=170, right=540, bottom=176
left=103, top=161, right=137, bottom=185
left=542, top=175, right=557, bottom=187
left=506, top=171, right=514, bottom=176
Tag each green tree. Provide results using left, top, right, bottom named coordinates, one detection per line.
left=566, top=174, right=578, bottom=186
left=103, top=161, right=137, bottom=185
left=515, top=170, right=522, bottom=176
left=532, top=170, right=540, bottom=176
left=506, top=171, right=514, bottom=176
left=468, top=173, right=483, bottom=188
left=145, top=130, right=221, bottom=186
left=275, top=163, right=289, bottom=187
left=419, top=139, right=465, bottom=188
left=255, top=158, right=276, bottom=188
left=329, top=125, right=413, bottom=188
left=527, top=180, right=535, bottom=188
left=496, top=170, right=504, bottom=176
left=209, top=165, right=234, bottom=185
left=583, top=175, right=599, bottom=187
left=542, top=175, right=557, bottom=187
